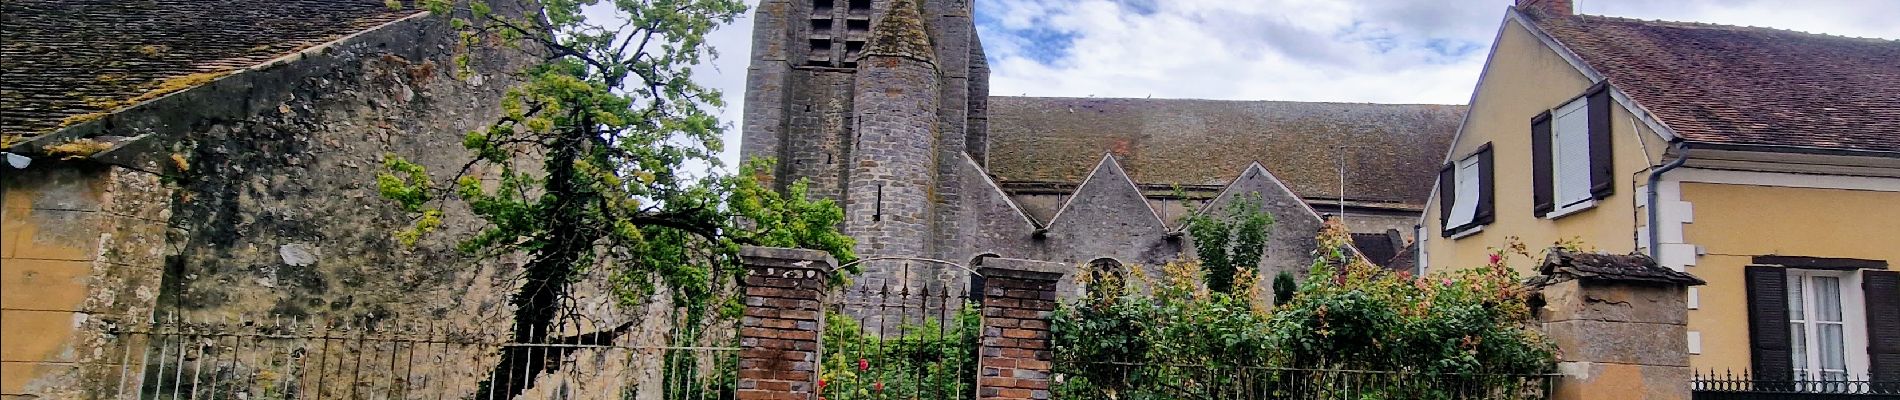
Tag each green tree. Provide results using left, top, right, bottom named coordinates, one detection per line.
left=374, top=1, right=854, bottom=397
left=1182, top=194, right=1274, bottom=294
left=1271, top=270, right=1296, bottom=305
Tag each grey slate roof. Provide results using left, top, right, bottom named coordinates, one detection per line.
left=985, top=97, right=1464, bottom=207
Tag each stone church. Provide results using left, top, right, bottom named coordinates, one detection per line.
left=740, top=0, right=1463, bottom=292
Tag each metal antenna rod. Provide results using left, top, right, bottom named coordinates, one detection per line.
left=1338, top=144, right=1348, bottom=219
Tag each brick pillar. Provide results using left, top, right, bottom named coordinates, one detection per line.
left=975, top=258, right=1065, bottom=400
left=1533, top=249, right=1704, bottom=400
left=737, top=246, right=835, bottom=400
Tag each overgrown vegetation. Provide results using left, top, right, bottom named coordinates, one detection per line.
left=1181, top=194, right=1274, bottom=295
left=819, top=307, right=980, bottom=400
left=1052, top=220, right=1556, bottom=399
left=375, top=1, right=853, bottom=398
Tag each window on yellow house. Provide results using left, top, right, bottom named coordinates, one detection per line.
left=1436, top=144, right=1493, bottom=238
left=1787, top=269, right=1866, bottom=382
left=1551, top=98, right=1592, bottom=208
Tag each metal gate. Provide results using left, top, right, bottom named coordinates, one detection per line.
left=818, top=257, right=981, bottom=400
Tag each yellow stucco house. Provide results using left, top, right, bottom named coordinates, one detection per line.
left=1418, top=0, right=1900, bottom=385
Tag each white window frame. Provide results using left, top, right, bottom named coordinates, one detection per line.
left=1445, top=155, right=1481, bottom=232
left=1550, top=98, right=1593, bottom=209
left=1786, top=269, right=1870, bottom=382
left=1415, top=225, right=1427, bottom=275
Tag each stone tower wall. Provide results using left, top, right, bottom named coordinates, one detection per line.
left=844, top=55, right=941, bottom=289
left=927, top=0, right=975, bottom=263
left=782, top=69, right=856, bottom=201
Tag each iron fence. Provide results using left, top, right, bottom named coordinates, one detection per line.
left=820, top=279, right=980, bottom=400
left=99, top=314, right=738, bottom=400
left=1692, top=370, right=1900, bottom=399
left=1053, top=361, right=1556, bottom=400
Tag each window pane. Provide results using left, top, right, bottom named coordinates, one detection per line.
left=1788, top=275, right=1805, bottom=321
left=1819, top=323, right=1846, bottom=374
left=1814, top=276, right=1842, bottom=322
left=1553, top=101, right=1591, bottom=205
left=1448, top=159, right=1479, bottom=227
left=1791, top=322, right=1809, bottom=377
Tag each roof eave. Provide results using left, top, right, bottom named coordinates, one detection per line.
left=1687, top=141, right=1900, bottom=160
left=1679, top=141, right=1900, bottom=179
left=1508, top=8, right=1685, bottom=146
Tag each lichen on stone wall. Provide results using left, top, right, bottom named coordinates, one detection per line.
left=861, top=0, right=935, bottom=64
left=43, top=138, right=114, bottom=159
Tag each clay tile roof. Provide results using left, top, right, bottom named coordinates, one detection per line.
left=0, top=0, right=421, bottom=143
left=986, top=97, right=1464, bottom=207
left=1533, top=248, right=1706, bottom=286
left=1531, top=13, right=1900, bottom=155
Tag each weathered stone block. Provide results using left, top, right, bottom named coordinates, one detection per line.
left=1552, top=362, right=1690, bottom=400
left=1545, top=319, right=1688, bottom=367
left=1, top=361, right=80, bottom=398
left=0, top=310, right=79, bottom=363
left=1540, top=280, right=1687, bottom=325
left=0, top=259, right=91, bottom=312
left=1, top=165, right=108, bottom=212
left=5, top=209, right=107, bottom=262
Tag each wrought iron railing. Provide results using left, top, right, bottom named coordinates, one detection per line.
left=1054, top=361, right=1557, bottom=400
left=99, top=315, right=737, bottom=399
left=820, top=280, right=980, bottom=400
left=1692, top=370, right=1900, bottom=399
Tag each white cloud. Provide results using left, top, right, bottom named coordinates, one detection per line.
left=684, top=0, right=1900, bottom=170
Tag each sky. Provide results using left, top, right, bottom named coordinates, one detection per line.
left=685, top=0, right=1900, bottom=169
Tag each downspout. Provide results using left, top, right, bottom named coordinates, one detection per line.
left=1646, top=142, right=1690, bottom=260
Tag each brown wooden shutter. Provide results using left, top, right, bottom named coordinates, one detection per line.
left=1438, top=163, right=1454, bottom=237
left=1586, top=83, right=1614, bottom=199
left=1531, top=111, right=1555, bottom=217
left=1746, top=265, right=1794, bottom=380
left=1866, top=270, right=1900, bottom=383
left=1475, top=144, right=1495, bottom=225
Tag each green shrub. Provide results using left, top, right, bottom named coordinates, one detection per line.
left=818, top=305, right=979, bottom=400
left=1052, top=220, right=1556, bottom=399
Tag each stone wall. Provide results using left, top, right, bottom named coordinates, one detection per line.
left=2, top=164, right=169, bottom=398
left=85, top=8, right=552, bottom=330
left=1533, top=251, right=1702, bottom=400
left=0, top=3, right=689, bottom=398
left=782, top=69, right=855, bottom=201
left=843, top=55, right=941, bottom=291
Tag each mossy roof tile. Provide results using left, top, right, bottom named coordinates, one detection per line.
left=0, top=0, right=420, bottom=143
left=986, top=97, right=1464, bottom=207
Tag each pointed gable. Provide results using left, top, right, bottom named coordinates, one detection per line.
left=952, top=152, right=1041, bottom=259
left=1039, top=154, right=1180, bottom=266
left=1048, top=154, right=1168, bottom=232
left=1192, top=162, right=1326, bottom=277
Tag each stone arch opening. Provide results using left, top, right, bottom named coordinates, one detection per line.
left=1085, top=257, right=1127, bottom=300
